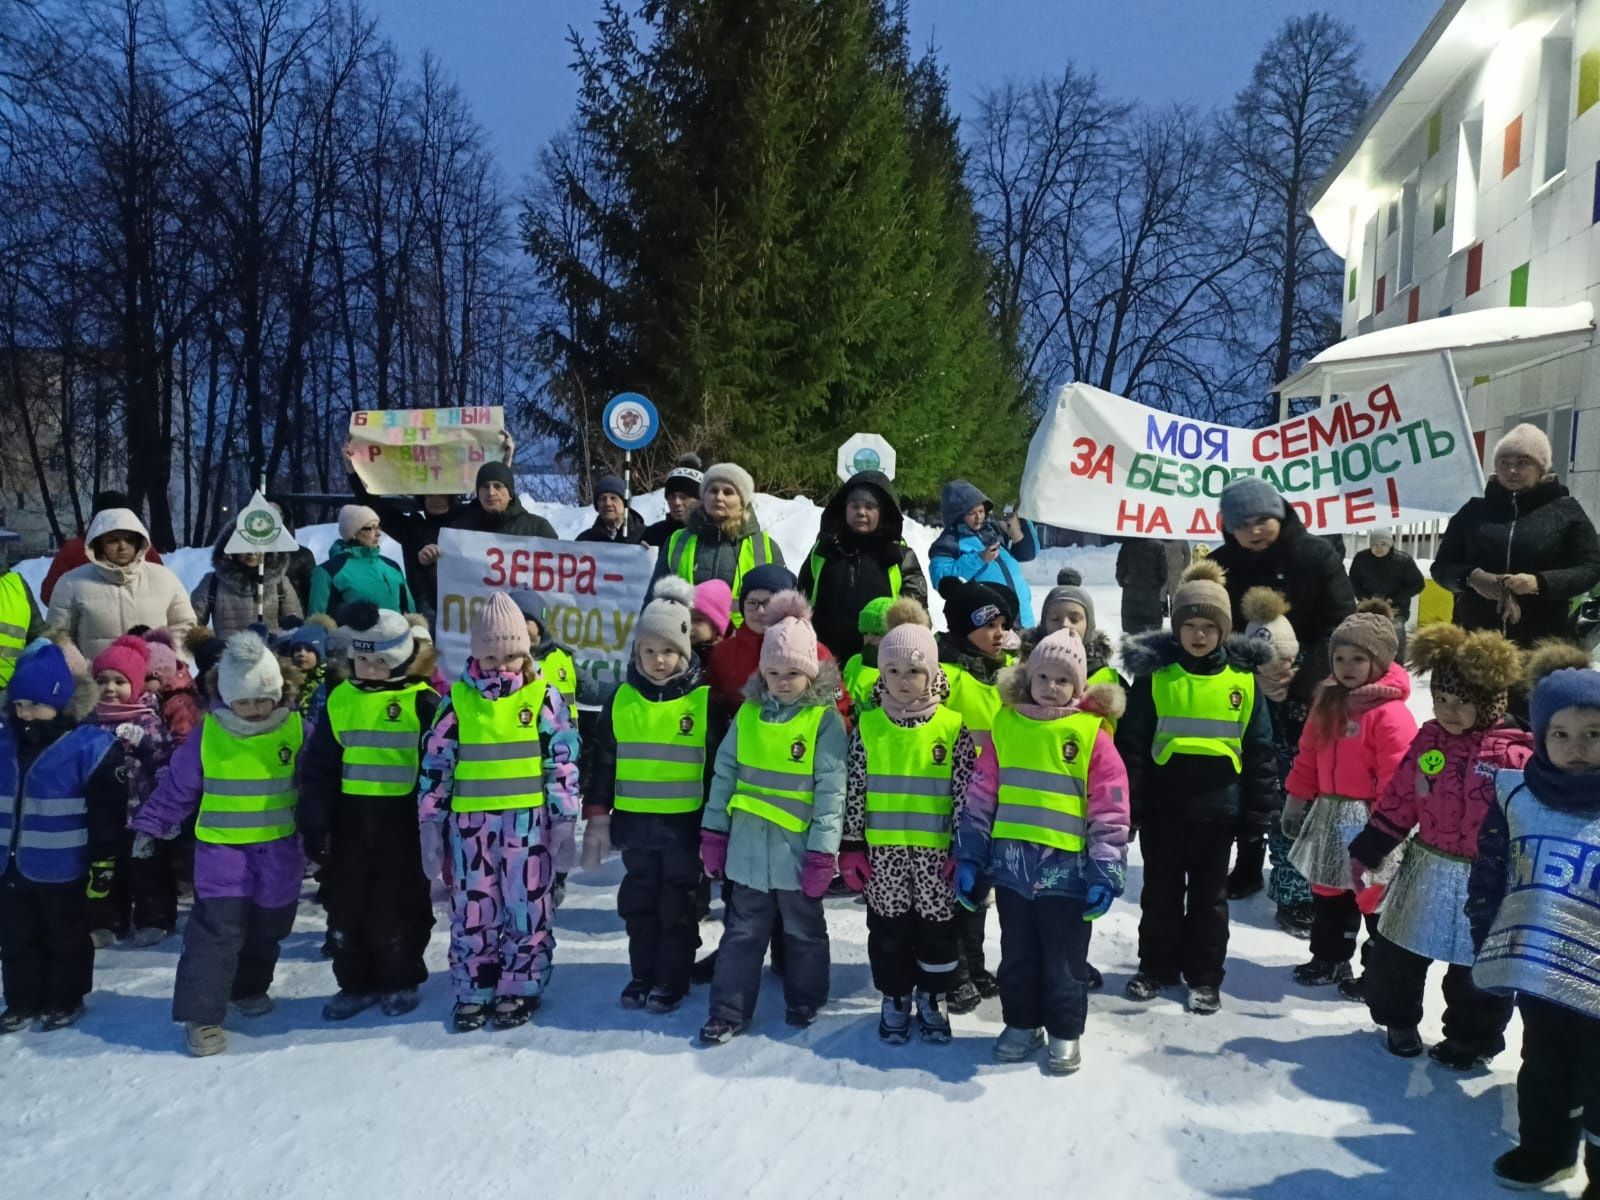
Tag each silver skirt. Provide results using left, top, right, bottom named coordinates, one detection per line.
left=1376, top=842, right=1475, bottom=965
left=1287, top=796, right=1371, bottom=889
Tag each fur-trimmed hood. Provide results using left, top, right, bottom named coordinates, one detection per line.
left=994, top=663, right=1126, bottom=723
left=210, top=529, right=293, bottom=587
left=740, top=660, right=843, bottom=711
left=1119, top=629, right=1275, bottom=680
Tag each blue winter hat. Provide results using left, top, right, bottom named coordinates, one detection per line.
left=740, top=563, right=798, bottom=602
left=1529, top=648, right=1600, bottom=740
left=289, top=623, right=328, bottom=656
left=9, top=642, right=76, bottom=708
left=593, top=474, right=628, bottom=506
left=939, top=479, right=991, bottom=528
left=1219, top=477, right=1286, bottom=534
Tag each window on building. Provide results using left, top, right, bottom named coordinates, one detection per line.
left=1506, top=406, right=1575, bottom=473
left=1454, top=110, right=1483, bottom=253
left=1358, top=212, right=1379, bottom=319
left=1535, top=31, right=1574, bottom=188
left=1398, top=174, right=1419, bottom=288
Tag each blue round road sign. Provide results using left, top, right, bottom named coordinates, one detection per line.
left=603, top=392, right=659, bottom=450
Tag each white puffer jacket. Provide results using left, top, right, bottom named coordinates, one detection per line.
left=45, top=508, right=196, bottom=658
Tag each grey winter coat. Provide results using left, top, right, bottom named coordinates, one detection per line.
left=190, top=536, right=303, bottom=639
left=702, top=665, right=846, bottom=892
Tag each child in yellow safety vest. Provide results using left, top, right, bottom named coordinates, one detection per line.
left=838, top=617, right=976, bottom=1044
left=297, top=604, right=439, bottom=1022
left=954, top=628, right=1129, bottom=1074
left=582, top=578, right=729, bottom=1013
left=697, top=590, right=846, bottom=1045
left=515, top=594, right=580, bottom=905
left=417, top=593, right=581, bottom=1033
left=934, top=574, right=1019, bottom=1014
left=131, top=632, right=306, bottom=1057
left=842, top=596, right=894, bottom=716
left=1115, top=561, right=1280, bottom=1016
left=1027, top=575, right=1121, bottom=692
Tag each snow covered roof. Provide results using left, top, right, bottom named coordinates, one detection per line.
left=1276, top=302, right=1595, bottom=398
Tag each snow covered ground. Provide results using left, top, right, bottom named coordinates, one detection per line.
left=3, top=496, right=1555, bottom=1200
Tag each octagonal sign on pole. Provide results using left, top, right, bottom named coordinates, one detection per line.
left=836, top=433, right=896, bottom=483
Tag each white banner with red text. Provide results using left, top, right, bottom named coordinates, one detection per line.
left=1018, top=353, right=1484, bottom=537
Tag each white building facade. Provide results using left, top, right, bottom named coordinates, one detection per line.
left=1299, top=0, right=1600, bottom=517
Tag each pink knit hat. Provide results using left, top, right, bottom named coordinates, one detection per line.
left=758, top=590, right=820, bottom=679
left=338, top=504, right=381, bottom=542
left=92, top=634, right=150, bottom=689
left=471, top=592, right=532, bottom=661
left=1027, top=628, right=1087, bottom=695
left=877, top=621, right=940, bottom=717
left=691, top=579, right=734, bottom=635
left=143, top=629, right=181, bottom=687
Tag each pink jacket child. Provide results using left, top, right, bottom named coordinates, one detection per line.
left=1282, top=601, right=1418, bottom=988
left=143, top=629, right=204, bottom=744
left=1345, top=624, right=1530, bottom=1064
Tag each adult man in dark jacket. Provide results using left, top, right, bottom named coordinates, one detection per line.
left=426, top=461, right=558, bottom=547
left=576, top=474, right=647, bottom=545
left=1349, top=531, right=1425, bottom=658
left=1432, top=424, right=1600, bottom=647
left=1115, top=538, right=1171, bottom=634
left=643, top=455, right=703, bottom=549
left=797, top=470, right=927, bottom=661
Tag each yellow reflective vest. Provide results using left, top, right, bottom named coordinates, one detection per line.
left=537, top=646, right=578, bottom=703
left=197, top=713, right=303, bottom=845
left=941, top=663, right=1003, bottom=738
left=325, top=680, right=432, bottom=797
left=665, top=529, right=776, bottom=628
left=1149, top=663, right=1253, bottom=771
left=0, top=572, right=32, bottom=686
left=990, top=707, right=1101, bottom=852
left=611, top=684, right=711, bottom=815
left=859, top=706, right=962, bottom=849
left=727, top=703, right=825, bottom=833
left=450, top=678, right=548, bottom=813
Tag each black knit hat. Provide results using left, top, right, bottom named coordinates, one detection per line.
left=664, top=454, right=703, bottom=500
left=938, top=576, right=1016, bottom=640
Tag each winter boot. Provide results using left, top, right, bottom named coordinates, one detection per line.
left=1124, top=972, right=1176, bottom=1001
left=551, top=872, right=567, bottom=910
left=1083, top=963, right=1104, bottom=991
left=0, top=1008, right=36, bottom=1033
left=698, top=1016, right=747, bottom=1046
left=1491, top=1145, right=1576, bottom=1190
left=946, top=980, right=982, bottom=1015
left=784, top=1004, right=818, bottom=1028
left=1187, top=986, right=1222, bottom=1016
left=380, top=989, right=420, bottom=1017
left=130, top=926, right=169, bottom=948
left=185, top=1021, right=226, bottom=1056
left=1428, top=1038, right=1500, bottom=1071
left=491, top=996, right=536, bottom=1029
left=1337, top=974, right=1367, bottom=1002
left=969, top=967, right=1001, bottom=999
left=322, top=991, right=378, bottom=1022
left=645, top=987, right=685, bottom=1015
left=233, top=994, right=273, bottom=1018
left=1227, top=836, right=1267, bottom=899
left=915, top=991, right=952, bottom=1044
left=40, top=1005, right=83, bottom=1031
left=452, top=1001, right=488, bottom=1033
left=1291, top=958, right=1353, bottom=987
left=1045, top=1035, right=1081, bottom=1075
left=878, top=994, right=912, bottom=1044
left=90, top=928, right=116, bottom=950
left=1274, top=903, right=1314, bottom=939
left=993, top=1025, right=1044, bottom=1063
left=619, top=979, right=651, bottom=1010
left=1385, top=1026, right=1423, bottom=1058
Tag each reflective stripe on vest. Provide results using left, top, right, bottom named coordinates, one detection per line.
left=990, top=707, right=1098, bottom=852
left=538, top=647, right=578, bottom=702
left=1472, top=771, right=1600, bottom=1017
left=326, top=680, right=432, bottom=797
left=0, top=572, right=30, bottom=684
left=666, top=529, right=774, bottom=628
left=859, top=706, right=962, bottom=849
left=611, top=684, right=710, bottom=815
left=843, top=655, right=879, bottom=712
left=197, top=713, right=303, bottom=845
left=941, top=664, right=1002, bottom=735
left=0, top=723, right=114, bottom=883
left=726, top=702, right=824, bottom=833
left=806, top=549, right=902, bottom=607
left=1150, top=664, right=1252, bottom=770
left=450, top=679, right=547, bottom=812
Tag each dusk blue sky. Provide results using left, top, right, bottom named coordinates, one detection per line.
left=364, top=0, right=1442, bottom=180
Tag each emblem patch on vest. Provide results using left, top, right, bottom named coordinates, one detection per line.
left=789, top=739, right=807, bottom=761
left=278, top=745, right=293, bottom=764
left=519, top=707, right=534, bottom=727
left=932, top=742, right=948, bottom=766
left=1062, top=737, right=1079, bottom=764
left=1419, top=749, right=1447, bottom=776
left=1228, top=689, right=1243, bottom=710
left=385, top=701, right=403, bottom=722
left=679, top=714, right=696, bottom=735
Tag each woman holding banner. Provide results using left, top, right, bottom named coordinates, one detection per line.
left=650, top=463, right=782, bottom=612
left=1431, top=423, right=1600, bottom=649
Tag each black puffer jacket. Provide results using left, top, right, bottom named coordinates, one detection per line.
left=1115, top=632, right=1280, bottom=829
left=798, top=471, right=928, bottom=661
left=1209, top=504, right=1355, bottom=704
left=1115, top=539, right=1170, bottom=633
left=576, top=509, right=648, bottom=545
left=1432, top=476, right=1600, bottom=647
left=1348, top=547, right=1426, bottom=620
left=450, top=496, right=558, bottom=540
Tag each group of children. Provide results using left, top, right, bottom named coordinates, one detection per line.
left=1, top=544, right=1597, bottom=1194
